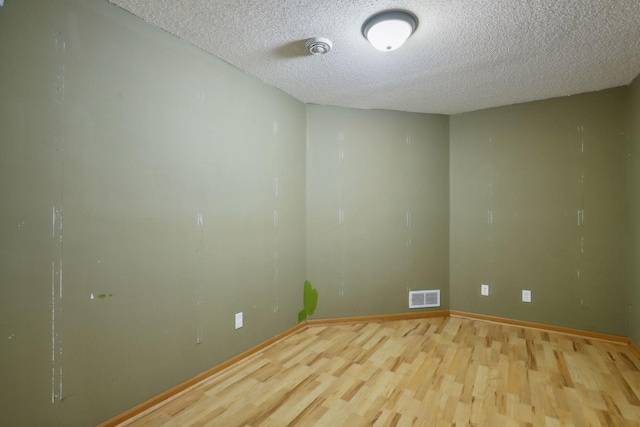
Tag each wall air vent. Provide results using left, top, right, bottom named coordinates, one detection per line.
left=409, top=290, right=440, bottom=308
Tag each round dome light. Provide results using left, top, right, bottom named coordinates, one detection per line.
left=362, top=10, right=418, bottom=52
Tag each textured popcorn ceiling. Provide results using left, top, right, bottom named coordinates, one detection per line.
left=108, top=0, right=640, bottom=114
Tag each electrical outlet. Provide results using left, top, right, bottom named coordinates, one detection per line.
left=481, top=284, right=490, bottom=296
left=522, top=290, right=532, bottom=303
left=235, top=312, right=243, bottom=329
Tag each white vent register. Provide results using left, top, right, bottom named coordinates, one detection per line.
left=409, top=290, right=440, bottom=308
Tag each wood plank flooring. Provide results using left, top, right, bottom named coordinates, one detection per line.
left=121, top=317, right=640, bottom=426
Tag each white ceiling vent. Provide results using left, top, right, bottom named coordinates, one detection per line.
left=409, top=290, right=440, bottom=308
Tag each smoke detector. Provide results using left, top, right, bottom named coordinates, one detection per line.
left=305, top=38, right=332, bottom=55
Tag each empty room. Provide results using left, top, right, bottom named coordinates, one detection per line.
left=2, top=0, right=640, bottom=426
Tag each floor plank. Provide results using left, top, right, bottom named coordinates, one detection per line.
left=121, top=317, right=640, bottom=426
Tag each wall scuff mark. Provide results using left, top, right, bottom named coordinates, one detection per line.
left=576, top=125, right=588, bottom=309
left=51, top=208, right=64, bottom=403
left=50, top=27, right=66, bottom=404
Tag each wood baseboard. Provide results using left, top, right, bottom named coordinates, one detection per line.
left=449, top=310, right=628, bottom=344
left=305, top=309, right=450, bottom=326
left=628, top=339, right=640, bottom=359
left=97, top=322, right=307, bottom=427
left=100, top=308, right=632, bottom=426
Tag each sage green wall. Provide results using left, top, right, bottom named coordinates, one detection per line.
left=0, top=1, right=306, bottom=426
left=0, top=0, right=636, bottom=425
left=450, top=88, right=629, bottom=335
left=306, top=106, right=450, bottom=318
left=629, top=75, right=640, bottom=344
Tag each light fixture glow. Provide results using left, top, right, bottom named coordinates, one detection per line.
left=362, top=10, right=418, bottom=52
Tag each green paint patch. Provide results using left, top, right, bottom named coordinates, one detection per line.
left=298, top=280, right=318, bottom=323
left=98, top=293, right=114, bottom=299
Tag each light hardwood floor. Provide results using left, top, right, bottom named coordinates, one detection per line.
left=122, top=317, right=640, bottom=426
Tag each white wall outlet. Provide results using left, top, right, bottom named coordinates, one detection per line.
left=235, top=312, right=243, bottom=329
left=481, top=284, right=490, bottom=296
left=522, top=290, right=532, bottom=303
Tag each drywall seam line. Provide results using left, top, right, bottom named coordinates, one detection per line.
left=272, top=120, right=280, bottom=313
left=195, top=89, right=206, bottom=345
left=577, top=125, right=587, bottom=310
left=404, top=133, right=415, bottom=293
left=50, top=27, right=66, bottom=404
left=338, top=131, right=346, bottom=297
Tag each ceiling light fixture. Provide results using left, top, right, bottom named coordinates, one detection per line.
left=362, top=10, right=418, bottom=52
